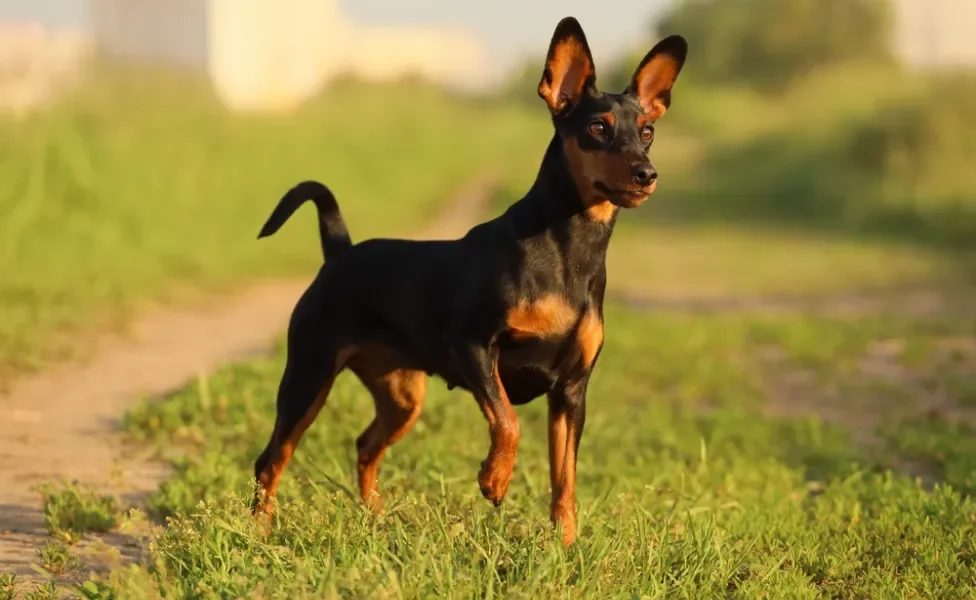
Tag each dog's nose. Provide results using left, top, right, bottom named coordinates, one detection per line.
left=631, top=163, right=658, bottom=186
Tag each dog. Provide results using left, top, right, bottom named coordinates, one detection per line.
left=252, top=16, right=687, bottom=546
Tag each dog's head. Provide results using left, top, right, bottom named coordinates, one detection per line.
left=538, top=17, right=687, bottom=215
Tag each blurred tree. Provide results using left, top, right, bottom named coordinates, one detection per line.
left=645, top=0, right=894, bottom=91
left=499, top=61, right=545, bottom=109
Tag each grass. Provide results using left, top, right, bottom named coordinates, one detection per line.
left=39, top=483, right=120, bottom=543
left=882, top=420, right=976, bottom=495
left=22, top=581, right=61, bottom=600
left=605, top=221, right=967, bottom=298
left=0, top=69, right=548, bottom=379
left=0, top=575, right=17, bottom=600
left=36, top=541, right=79, bottom=577
left=51, top=298, right=970, bottom=598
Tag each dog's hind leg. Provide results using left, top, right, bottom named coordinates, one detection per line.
left=349, top=344, right=427, bottom=512
left=253, top=343, right=353, bottom=517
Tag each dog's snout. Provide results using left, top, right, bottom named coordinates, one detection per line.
left=630, top=163, right=657, bottom=186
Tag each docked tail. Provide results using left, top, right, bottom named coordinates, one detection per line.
left=258, top=180, right=352, bottom=261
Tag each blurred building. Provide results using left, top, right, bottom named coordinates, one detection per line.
left=893, top=0, right=976, bottom=69
left=1, top=0, right=488, bottom=113
left=0, top=21, right=92, bottom=113
left=90, top=0, right=488, bottom=112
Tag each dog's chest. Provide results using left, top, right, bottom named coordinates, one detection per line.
left=504, top=293, right=577, bottom=340
left=492, top=231, right=608, bottom=403
left=497, top=292, right=604, bottom=405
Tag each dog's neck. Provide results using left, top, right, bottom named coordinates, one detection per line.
left=506, top=135, right=617, bottom=250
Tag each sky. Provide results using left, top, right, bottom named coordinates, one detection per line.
left=341, top=1, right=673, bottom=70
left=0, top=0, right=673, bottom=70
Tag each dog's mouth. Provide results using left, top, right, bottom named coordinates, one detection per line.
left=595, top=181, right=657, bottom=208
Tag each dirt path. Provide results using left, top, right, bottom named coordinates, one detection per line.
left=0, top=175, right=496, bottom=583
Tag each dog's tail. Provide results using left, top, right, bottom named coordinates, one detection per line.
left=258, top=180, right=352, bottom=260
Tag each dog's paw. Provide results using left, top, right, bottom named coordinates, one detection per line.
left=550, top=505, right=578, bottom=546
left=478, top=458, right=513, bottom=507
left=362, top=489, right=384, bottom=514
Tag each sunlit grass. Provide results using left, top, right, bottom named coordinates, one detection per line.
left=65, top=304, right=976, bottom=598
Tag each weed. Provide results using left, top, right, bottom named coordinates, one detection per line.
left=36, top=541, right=79, bottom=576
left=75, top=566, right=164, bottom=600
left=74, top=579, right=115, bottom=600
left=22, top=581, right=60, bottom=600
left=39, top=483, right=119, bottom=543
left=0, top=574, right=19, bottom=600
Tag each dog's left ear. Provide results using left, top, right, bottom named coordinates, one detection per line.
left=626, top=35, right=688, bottom=121
left=538, top=17, right=596, bottom=115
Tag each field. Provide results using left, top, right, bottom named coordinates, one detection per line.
left=2, top=56, right=976, bottom=598
left=43, top=285, right=976, bottom=598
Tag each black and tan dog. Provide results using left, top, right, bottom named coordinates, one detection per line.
left=252, top=16, right=687, bottom=545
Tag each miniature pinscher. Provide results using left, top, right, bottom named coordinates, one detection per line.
left=252, top=16, right=687, bottom=546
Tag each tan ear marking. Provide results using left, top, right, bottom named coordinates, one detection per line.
left=538, top=18, right=596, bottom=114
left=628, top=35, right=687, bottom=121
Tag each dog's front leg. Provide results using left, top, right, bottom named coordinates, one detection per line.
left=547, top=376, right=588, bottom=545
left=447, top=340, right=520, bottom=506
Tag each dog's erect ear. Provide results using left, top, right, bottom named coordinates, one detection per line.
left=538, top=17, right=596, bottom=115
left=626, top=35, right=687, bottom=121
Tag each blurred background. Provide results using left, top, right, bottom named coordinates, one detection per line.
left=1, top=0, right=974, bottom=379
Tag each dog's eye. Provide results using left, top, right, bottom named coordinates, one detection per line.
left=641, top=125, right=654, bottom=143
left=588, top=121, right=606, bottom=137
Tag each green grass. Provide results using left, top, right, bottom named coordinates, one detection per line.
left=39, top=483, right=121, bottom=543
left=0, top=575, right=17, bottom=600
left=22, top=581, right=61, bottom=600
left=56, top=302, right=973, bottom=598
left=36, top=540, right=79, bottom=577
left=882, top=420, right=976, bottom=495
left=0, top=69, right=548, bottom=378
left=605, top=221, right=967, bottom=298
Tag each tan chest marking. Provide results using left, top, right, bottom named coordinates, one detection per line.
left=506, top=293, right=577, bottom=340
left=585, top=201, right=617, bottom=223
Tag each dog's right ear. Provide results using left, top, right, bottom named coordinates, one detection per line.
left=538, top=17, right=595, bottom=115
